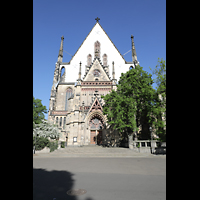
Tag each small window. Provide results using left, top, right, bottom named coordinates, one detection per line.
left=73, top=137, right=77, bottom=142
left=129, top=66, right=133, bottom=70
left=63, top=117, right=66, bottom=129
left=56, top=117, right=58, bottom=124
left=60, top=117, right=62, bottom=127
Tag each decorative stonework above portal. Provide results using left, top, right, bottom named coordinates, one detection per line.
left=91, top=98, right=102, bottom=112
left=83, top=57, right=111, bottom=82
left=81, top=82, right=112, bottom=86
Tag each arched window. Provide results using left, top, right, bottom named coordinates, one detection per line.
left=61, top=66, right=65, bottom=77
left=60, top=117, right=62, bottom=127
left=94, top=41, right=100, bottom=58
left=87, top=54, right=92, bottom=66
left=129, top=66, right=133, bottom=70
left=102, top=54, right=107, bottom=66
left=60, top=66, right=65, bottom=82
left=65, top=88, right=72, bottom=110
left=63, top=117, right=66, bottom=129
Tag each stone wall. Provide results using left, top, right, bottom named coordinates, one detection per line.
left=129, top=139, right=166, bottom=154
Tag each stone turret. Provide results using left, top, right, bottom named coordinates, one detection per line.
left=112, top=61, right=117, bottom=88
left=58, top=35, right=64, bottom=63
left=48, top=36, right=64, bottom=120
left=131, top=35, right=139, bottom=67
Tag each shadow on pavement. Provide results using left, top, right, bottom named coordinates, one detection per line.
left=33, top=168, right=94, bottom=200
left=33, top=168, right=76, bottom=200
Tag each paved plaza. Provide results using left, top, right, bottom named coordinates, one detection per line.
left=33, top=146, right=166, bottom=200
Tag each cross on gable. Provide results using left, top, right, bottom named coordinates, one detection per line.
left=95, top=17, right=100, bottom=22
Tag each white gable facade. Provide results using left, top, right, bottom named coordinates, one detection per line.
left=61, top=22, right=134, bottom=82
left=48, top=19, right=139, bottom=146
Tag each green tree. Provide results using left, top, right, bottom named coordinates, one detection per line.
left=33, top=120, right=60, bottom=152
left=150, top=58, right=166, bottom=141
left=33, top=119, right=60, bottom=140
left=33, top=96, right=47, bottom=124
left=102, top=65, right=156, bottom=140
left=33, top=136, right=49, bottom=150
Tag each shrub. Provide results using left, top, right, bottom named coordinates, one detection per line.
left=33, top=136, right=49, bottom=150
left=61, top=141, right=65, bottom=148
left=47, top=141, right=58, bottom=152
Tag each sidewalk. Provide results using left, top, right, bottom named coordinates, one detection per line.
left=33, top=145, right=161, bottom=158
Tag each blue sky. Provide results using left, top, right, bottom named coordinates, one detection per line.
left=33, top=0, right=166, bottom=119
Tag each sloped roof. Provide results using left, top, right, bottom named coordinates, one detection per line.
left=88, top=96, right=103, bottom=114
left=83, top=57, right=111, bottom=81
left=69, top=21, right=126, bottom=63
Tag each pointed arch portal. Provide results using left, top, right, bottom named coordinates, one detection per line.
left=89, top=113, right=104, bottom=145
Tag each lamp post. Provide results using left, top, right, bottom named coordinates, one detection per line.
left=33, top=131, right=37, bottom=154
left=150, top=127, right=153, bottom=153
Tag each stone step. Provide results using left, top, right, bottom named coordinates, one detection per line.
left=34, top=146, right=149, bottom=157
left=33, top=145, right=155, bottom=158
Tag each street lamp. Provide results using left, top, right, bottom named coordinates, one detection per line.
left=150, top=127, right=152, bottom=140
left=150, top=127, right=153, bottom=153
left=33, top=131, right=37, bottom=154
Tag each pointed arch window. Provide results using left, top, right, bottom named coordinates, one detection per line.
left=102, top=54, right=107, bottom=66
left=63, top=117, right=66, bottom=129
left=60, top=66, right=65, bottom=82
left=87, top=54, right=92, bottom=66
left=94, top=41, right=100, bottom=58
left=129, top=66, right=133, bottom=70
left=65, top=88, right=72, bottom=110
left=60, top=117, right=62, bottom=127
left=61, top=66, right=65, bottom=77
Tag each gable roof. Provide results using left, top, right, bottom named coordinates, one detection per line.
left=83, top=57, right=111, bottom=81
left=88, top=96, right=103, bottom=114
left=69, top=21, right=126, bottom=63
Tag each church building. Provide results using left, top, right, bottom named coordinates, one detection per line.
left=48, top=18, right=139, bottom=146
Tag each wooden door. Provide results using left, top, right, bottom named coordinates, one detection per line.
left=90, top=130, right=96, bottom=144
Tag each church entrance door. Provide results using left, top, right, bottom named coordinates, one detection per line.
left=90, top=130, right=96, bottom=145
left=90, top=130, right=102, bottom=145
left=89, top=117, right=104, bottom=145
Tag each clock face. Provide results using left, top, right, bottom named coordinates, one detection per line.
left=94, top=69, right=100, bottom=77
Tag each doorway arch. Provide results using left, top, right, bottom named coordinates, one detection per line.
left=89, top=112, right=105, bottom=145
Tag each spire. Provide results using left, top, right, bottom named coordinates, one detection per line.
left=77, top=61, right=82, bottom=85
left=112, top=61, right=117, bottom=86
left=58, top=35, right=64, bottom=62
left=78, top=61, right=82, bottom=80
left=131, top=35, right=139, bottom=66
left=112, top=61, right=115, bottom=79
